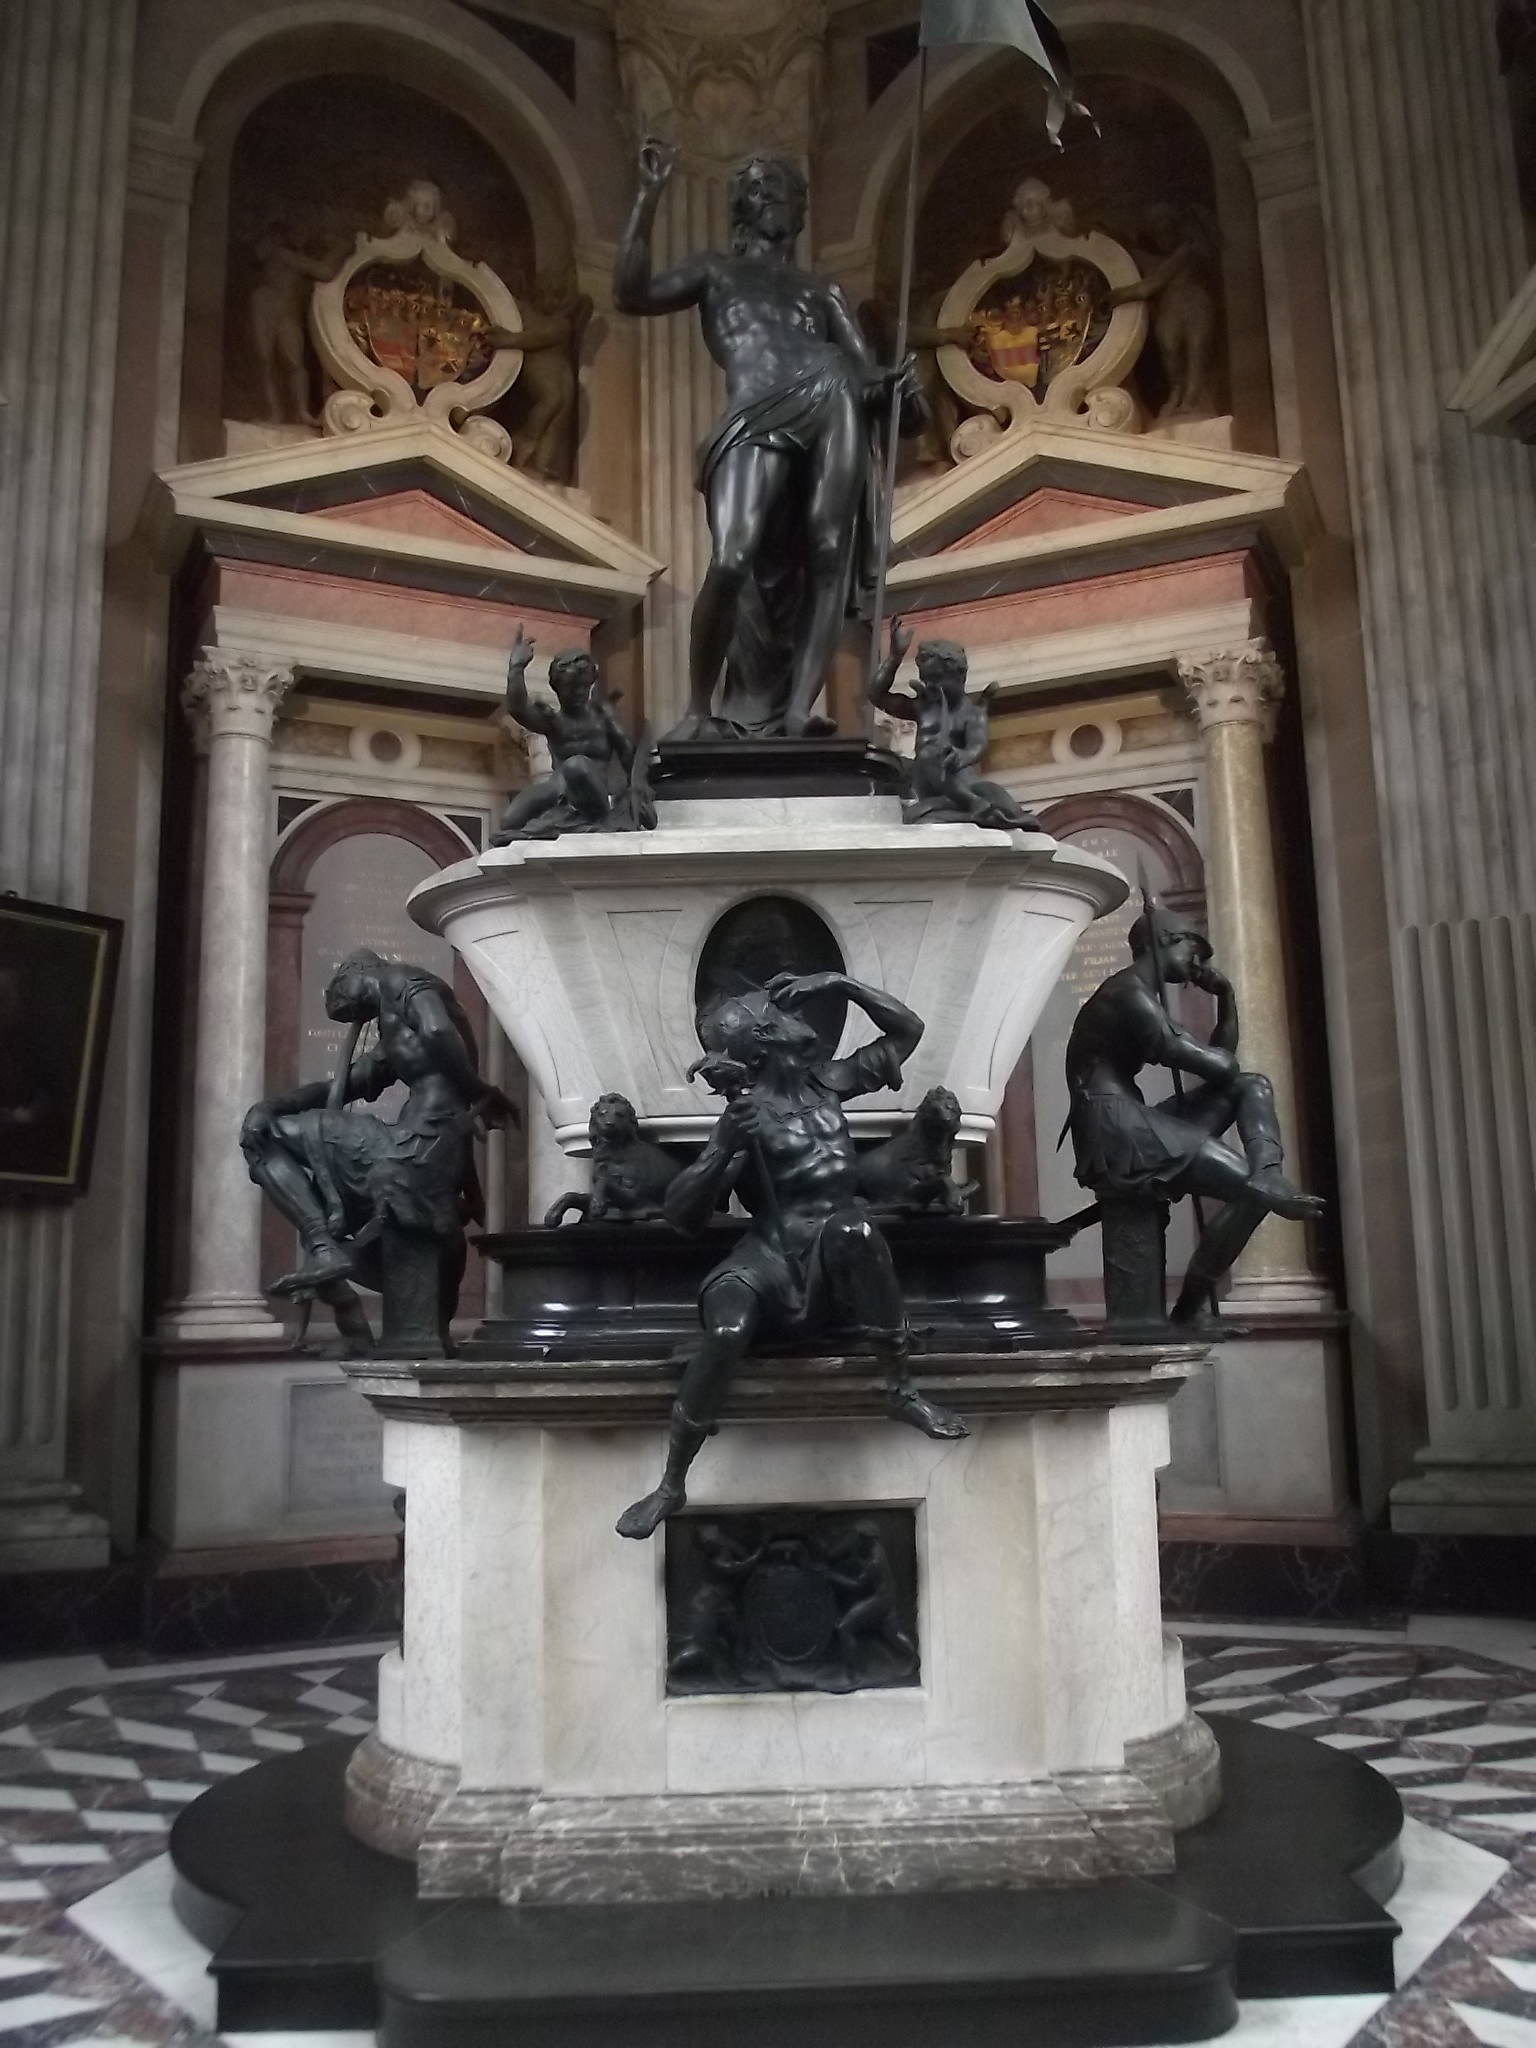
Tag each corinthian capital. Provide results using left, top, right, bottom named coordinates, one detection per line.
left=1177, top=644, right=1286, bottom=742
left=616, top=0, right=826, bottom=168
left=183, top=652, right=293, bottom=744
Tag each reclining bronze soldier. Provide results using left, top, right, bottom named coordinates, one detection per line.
left=1065, top=904, right=1324, bottom=1326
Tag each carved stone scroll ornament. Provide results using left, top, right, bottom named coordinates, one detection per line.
left=937, top=177, right=1148, bottom=456
left=308, top=179, right=523, bottom=459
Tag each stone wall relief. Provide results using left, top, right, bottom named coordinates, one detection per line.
left=309, top=181, right=524, bottom=463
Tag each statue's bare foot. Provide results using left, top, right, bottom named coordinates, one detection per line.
left=887, top=1380, right=969, bottom=1440
left=272, top=1244, right=356, bottom=1296
left=616, top=1481, right=686, bottom=1540
left=662, top=711, right=724, bottom=744
left=1247, top=1168, right=1327, bottom=1222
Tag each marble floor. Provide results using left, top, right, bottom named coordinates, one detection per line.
left=3, top=1619, right=1536, bottom=2045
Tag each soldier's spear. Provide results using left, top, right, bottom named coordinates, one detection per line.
left=866, top=0, right=1092, bottom=689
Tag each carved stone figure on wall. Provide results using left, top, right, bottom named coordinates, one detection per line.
left=250, top=230, right=340, bottom=426
left=614, top=140, right=921, bottom=740
left=492, top=626, right=656, bottom=843
left=487, top=273, right=593, bottom=482
left=543, top=1092, right=679, bottom=1225
left=868, top=622, right=1040, bottom=831
left=241, top=950, right=517, bottom=1355
left=860, top=290, right=976, bottom=469
left=1065, top=901, right=1323, bottom=1326
left=616, top=971, right=967, bottom=1540
left=1108, top=203, right=1221, bottom=422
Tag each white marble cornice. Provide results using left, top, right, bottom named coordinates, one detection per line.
left=127, top=117, right=202, bottom=205
left=1242, top=117, right=1319, bottom=206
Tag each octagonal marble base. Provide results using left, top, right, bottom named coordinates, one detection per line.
left=342, top=1343, right=1219, bottom=1905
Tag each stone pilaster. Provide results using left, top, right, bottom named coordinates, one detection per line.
left=1178, top=645, right=1313, bottom=1292
left=615, top=0, right=826, bottom=731
left=1304, top=0, right=1536, bottom=1528
left=0, top=0, right=136, bottom=1567
left=159, top=656, right=292, bottom=1347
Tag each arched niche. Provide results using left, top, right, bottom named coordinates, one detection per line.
left=220, top=74, right=539, bottom=431
left=181, top=25, right=581, bottom=462
left=264, top=797, right=527, bottom=1312
left=868, top=30, right=1277, bottom=454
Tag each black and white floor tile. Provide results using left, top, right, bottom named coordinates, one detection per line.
left=5, top=1619, right=1536, bottom=2045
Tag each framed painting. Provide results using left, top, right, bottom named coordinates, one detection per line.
left=0, top=895, right=121, bottom=1200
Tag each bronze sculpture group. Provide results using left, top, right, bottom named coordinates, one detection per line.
left=238, top=139, right=1324, bottom=1545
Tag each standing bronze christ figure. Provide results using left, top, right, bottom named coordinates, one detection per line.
left=614, top=142, right=918, bottom=741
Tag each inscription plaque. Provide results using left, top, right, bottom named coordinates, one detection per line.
left=285, top=1380, right=393, bottom=1514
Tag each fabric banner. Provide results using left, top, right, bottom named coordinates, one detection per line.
left=917, top=0, right=1089, bottom=141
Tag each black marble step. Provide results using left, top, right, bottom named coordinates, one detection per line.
left=168, top=1717, right=1402, bottom=2042
left=377, top=1887, right=1235, bottom=2048
left=1151, top=1717, right=1402, bottom=1998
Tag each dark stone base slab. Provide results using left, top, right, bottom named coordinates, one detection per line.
left=169, top=1718, right=1400, bottom=2041
left=652, top=737, right=904, bottom=801
left=470, top=1214, right=1078, bottom=1362
left=0, top=1545, right=400, bottom=1657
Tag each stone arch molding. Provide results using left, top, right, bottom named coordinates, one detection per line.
left=168, top=0, right=598, bottom=249
left=270, top=796, right=475, bottom=896
left=843, top=2, right=1280, bottom=275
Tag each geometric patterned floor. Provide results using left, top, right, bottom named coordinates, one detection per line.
left=4, top=1619, right=1536, bottom=2046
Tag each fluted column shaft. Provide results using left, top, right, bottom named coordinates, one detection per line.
left=637, top=171, right=727, bottom=732
left=0, top=0, right=134, bottom=1525
left=161, top=658, right=292, bottom=1343
left=1180, top=648, right=1311, bottom=1288
left=1305, top=0, right=1536, bottom=1495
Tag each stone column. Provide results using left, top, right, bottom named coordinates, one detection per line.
left=615, top=0, right=826, bottom=733
left=1304, top=0, right=1536, bottom=1529
left=1177, top=645, right=1311, bottom=1292
left=159, top=655, right=292, bottom=1345
left=0, top=0, right=136, bottom=1567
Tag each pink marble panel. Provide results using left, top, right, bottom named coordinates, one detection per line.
left=310, top=490, right=524, bottom=552
left=212, top=560, right=597, bottom=650
left=902, top=552, right=1259, bottom=649
left=953, top=488, right=1150, bottom=548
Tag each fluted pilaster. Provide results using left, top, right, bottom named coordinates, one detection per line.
left=1305, top=0, right=1536, bottom=1523
left=1178, top=646, right=1312, bottom=1291
left=616, top=0, right=826, bottom=731
left=0, top=0, right=135, bottom=1562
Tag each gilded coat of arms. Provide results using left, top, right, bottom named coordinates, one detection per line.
left=344, top=263, right=494, bottom=396
left=971, top=256, right=1107, bottom=399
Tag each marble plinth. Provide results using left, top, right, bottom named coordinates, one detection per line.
left=407, top=793, right=1126, bottom=1150
left=342, top=1344, right=1219, bottom=1905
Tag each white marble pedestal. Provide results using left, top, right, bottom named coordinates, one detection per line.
left=343, top=1342, right=1219, bottom=1905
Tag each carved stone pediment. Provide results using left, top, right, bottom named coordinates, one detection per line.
left=937, top=179, right=1148, bottom=457
left=309, top=181, right=523, bottom=462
